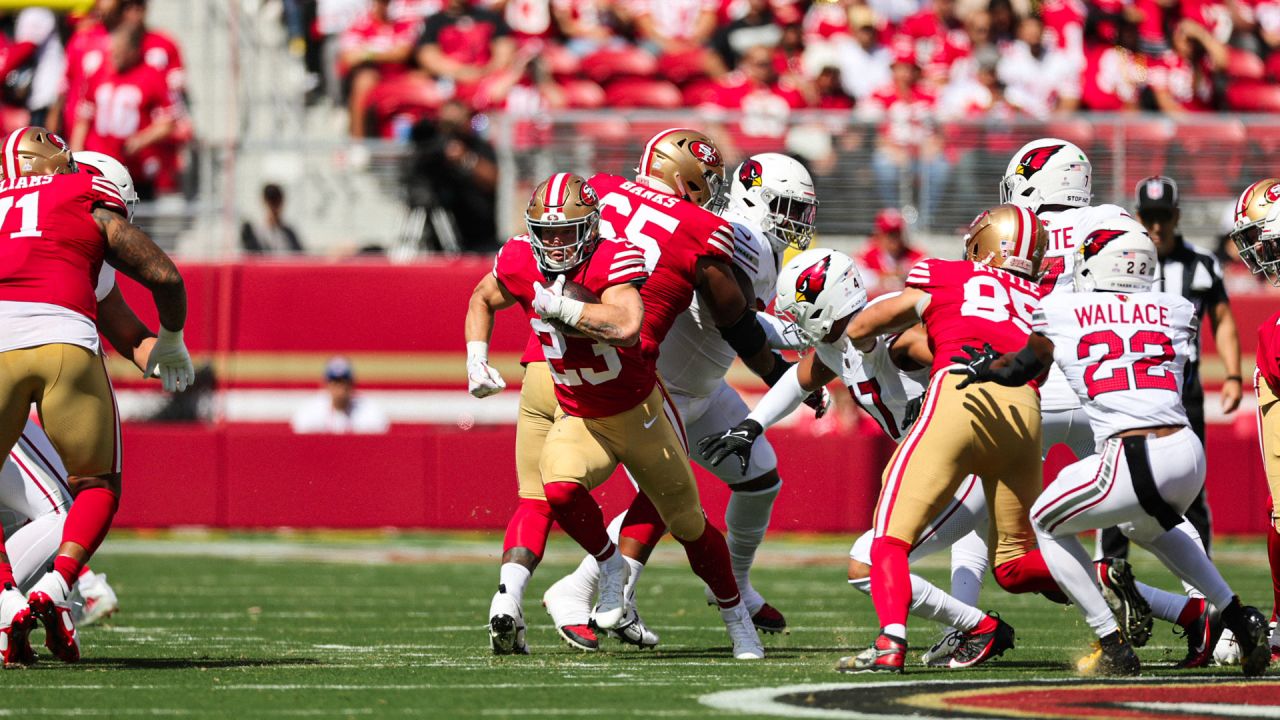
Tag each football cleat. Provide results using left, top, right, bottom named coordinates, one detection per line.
left=707, top=582, right=789, bottom=634
left=922, top=629, right=965, bottom=667
left=610, top=606, right=659, bottom=649
left=1078, top=637, right=1140, bottom=677
left=1095, top=558, right=1152, bottom=647
left=949, top=615, right=1015, bottom=669
left=1214, top=628, right=1243, bottom=666
left=752, top=604, right=787, bottom=635
left=720, top=602, right=764, bottom=660
left=488, top=588, right=528, bottom=656
left=1220, top=600, right=1270, bottom=677
left=1175, top=602, right=1222, bottom=669
left=542, top=572, right=597, bottom=652
left=69, top=570, right=119, bottom=627
left=590, top=553, right=629, bottom=630
left=26, top=572, right=78, bottom=664
left=0, top=585, right=35, bottom=668
left=837, top=633, right=907, bottom=674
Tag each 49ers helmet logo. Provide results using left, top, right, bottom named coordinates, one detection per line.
left=689, top=140, right=721, bottom=167
left=1016, top=144, right=1065, bottom=177
left=1267, top=184, right=1280, bottom=203
left=738, top=159, right=763, bottom=190
left=579, top=181, right=598, bottom=206
left=795, top=255, right=831, bottom=304
left=1081, top=228, right=1126, bottom=261
left=46, top=133, right=68, bottom=151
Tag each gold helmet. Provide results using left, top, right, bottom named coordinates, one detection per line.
left=1, top=126, right=75, bottom=182
left=635, top=128, right=726, bottom=210
left=962, top=204, right=1048, bottom=279
left=1230, top=178, right=1280, bottom=285
left=525, top=172, right=601, bottom=273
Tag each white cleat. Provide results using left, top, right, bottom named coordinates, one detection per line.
left=590, top=553, right=629, bottom=631
left=611, top=606, right=660, bottom=649
left=720, top=601, right=765, bottom=660
left=69, top=571, right=119, bottom=627
left=921, top=629, right=965, bottom=667
left=488, top=589, right=528, bottom=655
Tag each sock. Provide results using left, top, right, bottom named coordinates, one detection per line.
left=1138, top=523, right=1234, bottom=609
left=620, top=492, right=666, bottom=547
left=498, top=563, right=532, bottom=609
left=0, top=562, right=12, bottom=589
left=1176, top=597, right=1208, bottom=628
left=1269, top=526, right=1280, bottom=622
left=544, top=482, right=615, bottom=560
left=993, top=549, right=1069, bottom=603
left=849, top=571, right=987, bottom=632
left=53, top=555, right=79, bottom=588
left=949, top=530, right=988, bottom=611
left=724, top=481, right=780, bottom=581
left=622, top=555, right=644, bottom=603
left=58, top=487, right=119, bottom=581
left=502, top=498, right=554, bottom=559
left=870, top=536, right=912, bottom=636
left=677, top=523, right=739, bottom=608
left=1137, top=580, right=1199, bottom=625
left=1033, top=527, right=1119, bottom=639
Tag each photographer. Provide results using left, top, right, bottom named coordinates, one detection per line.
left=401, top=99, right=498, bottom=253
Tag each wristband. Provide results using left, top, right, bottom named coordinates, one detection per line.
left=558, top=297, right=585, bottom=327
left=1226, top=375, right=1243, bottom=382
left=466, top=340, right=489, bottom=364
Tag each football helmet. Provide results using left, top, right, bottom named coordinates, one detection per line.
left=999, top=138, right=1091, bottom=212
left=963, top=204, right=1048, bottom=279
left=635, top=128, right=726, bottom=210
left=74, top=151, right=139, bottom=220
left=1230, top=178, right=1280, bottom=286
left=525, top=172, right=601, bottom=273
left=774, top=248, right=868, bottom=348
left=1, top=126, right=75, bottom=181
left=1073, top=216, right=1157, bottom=293
left=729, top=153, right=818, bottom=252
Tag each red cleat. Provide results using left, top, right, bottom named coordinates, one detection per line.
left=836, top=633, right=907, bottom=674
left=1, top=605, right=36, bottom=668
left=27, top=592, right=79, bottom=664
left=555, top=624, right=598, bottom=652
left=752, top=603, right=788, bottom=634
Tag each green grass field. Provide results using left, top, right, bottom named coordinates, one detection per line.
left=5, top=530, right=1274, bottom=719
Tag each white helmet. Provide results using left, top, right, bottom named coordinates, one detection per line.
left=728, top=153, right=818, bottom=252
left=1073, top=216, right=1157, bottom=293
left=774, top=248, right=867, bottom=348
left=74, top=150, right=139, bottom=220
left=1000, top=138, right=1091, bottom=212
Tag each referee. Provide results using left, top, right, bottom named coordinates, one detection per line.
left=1100, top=176, right=1243, bottom=559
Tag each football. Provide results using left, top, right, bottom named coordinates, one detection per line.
left=548, top=279, right=598, bottom=337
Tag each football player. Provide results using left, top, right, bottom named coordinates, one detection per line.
left=1230, top=177, right=1280, bottom=661
left=542, top=153, right=823, bottom=641
left=702, top=248, right=1018, bottom=670
left=953, top=216, right=1271, bottom=677
left=0, top=128, right=192, bottom=666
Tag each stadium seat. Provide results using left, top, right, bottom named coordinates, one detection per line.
left=1043, top=118, right=1095, bottom=154
left=365, top=75, right=443, bottom=139
left=560, top=79, right=606, bottom=109
left=1226, top=47, right=1266, bottom=80
left=604, top=78, right=682, bottom=108
left=543, top=43, right=581, bottom=78
left=681, top=79, right=722, bottom=107
left=1173, top=119, right=1247, bottom=197
left=0, top=106, right=30, bottom=135
left=1226, top=81, right=1280, bottom=113
left=657, top=48, right=710, bottom=86
left=582, top=46, right=659, bottom=85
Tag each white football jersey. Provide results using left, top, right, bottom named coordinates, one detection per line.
left=657, top=212, right=780, bottom=398
left=1033, top=290, right=1196, bottom=451
left=815, top=335, right=928, bottom=442
left=1037, top=203, right=1129, bottom=411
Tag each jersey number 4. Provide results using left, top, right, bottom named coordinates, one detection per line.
left=1078, top=329, right=1176, bottom=398
left=531, top=318, right=622, bottom=386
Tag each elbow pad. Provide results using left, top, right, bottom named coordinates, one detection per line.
left=720, top=310, right=768, bottom=359
left=994, top=345, right=1047, bottom=387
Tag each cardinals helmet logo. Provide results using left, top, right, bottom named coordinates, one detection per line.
left=795, top=255, right=832, bottom=304
left=1015, top=144, right=1065, bottom=178
left=1081, top=229, right=1126, bottom=261
left=738, top=159, right=763, bottom=191
left=689, top=140, right=721, bottom=167
left=579, top=181, right=598, bottom=206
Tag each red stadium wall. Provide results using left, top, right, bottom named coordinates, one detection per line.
left=109, top=261, right=1278, bottom=533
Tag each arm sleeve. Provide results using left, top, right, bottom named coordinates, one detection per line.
left=745, top=364, right=808, bottom=428
left=704, top=220, right=736, bottom=261
left=85, top=175, right=128, bottom=216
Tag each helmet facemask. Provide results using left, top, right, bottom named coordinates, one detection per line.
left=1233, top=217, right=1280, bottom=286
left=527, top=214, right=600, bottom=274
left=764, top=192, right=817, bottom=251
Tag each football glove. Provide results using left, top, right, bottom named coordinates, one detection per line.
left=902, top=395, right=923, bottom=429
left=805, top=386, right=830, bottom=419
left=144, top=327, right=195, bottom=393
left=466, top=341, right=505, bottom=398
left=698, top=419, right=764, bottom=475
left=532, top=275, right=585, bottom=328
left=949, top=343, right=1000, bottom=389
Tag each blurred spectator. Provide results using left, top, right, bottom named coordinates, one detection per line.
left=1040, top=0, right=1086, bottom=64
left=120, top=0, right=188, bottom=197
left=812, top=65, right=855, bottom=108
left=291, top=357, right=390, bottom=435
left=241, top=184, right=305, bottom=255
left=553, top=0, right=621, bottom=56
left=72, top=21, right=178, bottom=200
left=500, top=0, right=559, bottom=44
left=899, top=0, right=966, bottom=83
left=706, top=45, right=807, bottom=136
left=627, top=0, right=718, bottom=81
left=402, top=100, right=498, bottom=253
left=1231, top=0, right=1280, bottom=61
left=1081, top=16, right=1144, bottom=110
left=147, top=364, right=216, bottom=423
left=1147, top=19, right=1227, bottom=114
left=415, top=0, right=515, bottom=107
left=935, top=10, right=995, bottom=89
left=860, top=44, right=948, bottom=225
left=857, top=208, right=926, bottom=294
left=712, top=0, right=783, bottom=70
left=941, top=46, right=1022, bottom=117
left=1135, top=0, right=1174, bottom=55
left=316, top=0, right=370, bottom=102
left=868, top=0, right=926, bottom=25
left=55, top=0, right=122, bottom=136
left=830, top=6, right=892, bottom=102
left=987, top=0, right=1018, bottom=42
left=0, top=8, right=65, bottom=127
left=998, top=15, right=1082, bottom=116
left=339, top=0, right=420, bottom=137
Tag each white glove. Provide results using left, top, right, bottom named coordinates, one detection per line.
left=144, top=327, right=195, bottom=393
left=532, top=275, right=585, bottom=327
left=466, top=341, right=505, bottom=398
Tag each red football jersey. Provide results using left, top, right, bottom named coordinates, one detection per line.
left=492, top=235, right=650, bottom=418
left=60, top=22, right=110, bottom=135
left=587, top=172, right=735, bottom=361
left=0, top=171, right=128, bottom=320
left=906, top=258, right=1045, bottom=378
left=81, top=61, right=175, bottom=177
left=1257, top=310, right=1280, bottom=396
